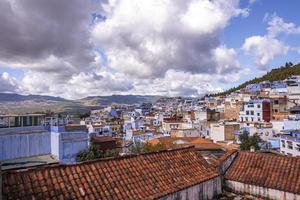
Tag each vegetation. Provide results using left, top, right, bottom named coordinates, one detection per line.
left=212, top=62, right=299, bottom=96
left=239, top=131, right=261, bottom=151
left=79, top=112, right=91, bottom=119
left=76, top=145, right=120, bottom=162
left=130, top=142, right=166, bottom=154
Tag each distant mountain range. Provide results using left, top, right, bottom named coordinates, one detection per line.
left=0, top=93, right=161, bottom=114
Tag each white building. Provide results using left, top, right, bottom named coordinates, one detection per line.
left=239, top=99, right=271, bottom=123
left=280, top=131, right=300, bottom=157
left=240, top=123, right=275, bottom=141
left=210, top=121, right=240, bottom=142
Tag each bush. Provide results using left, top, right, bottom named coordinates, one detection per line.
left=130, top=142, right=166, bottom=154
left=76, top=145, right=119, bottom=162
left=239, top=132, right=261, bottom=151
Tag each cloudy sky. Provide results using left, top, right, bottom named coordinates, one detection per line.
left=0, top=0, right=300, bottom=99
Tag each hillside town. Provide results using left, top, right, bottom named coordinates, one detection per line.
left=1, top=75, right=300, bottom=199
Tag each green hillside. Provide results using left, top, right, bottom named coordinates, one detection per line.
left=212, top=62, right=300, bottom=96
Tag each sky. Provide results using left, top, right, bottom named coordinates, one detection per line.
left=0, top=0, right=300, bottom=99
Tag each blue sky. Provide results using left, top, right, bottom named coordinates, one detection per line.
left=0, top=0, right=299, bottom=98
left=220, top=0, right=300, bottom=88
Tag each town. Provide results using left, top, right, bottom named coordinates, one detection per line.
left=1, top=0, right=300, bottom=199
left=1, top=74, right=300, bottom=199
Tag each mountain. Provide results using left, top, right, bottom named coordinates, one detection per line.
left=0, top=93, right=161, bottom=114
left=0, top=93, right=67, bottom=102
left=78, top=95, right=161, bottom=107
left=212, top=62, right=300, bottom=96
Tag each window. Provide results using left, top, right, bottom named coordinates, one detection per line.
left=257, top=113, right=260, bottom=116
left=246, top=111, right=249, bottom=115
left=281, top=140, right=286, bottom=148
left=274, top=109, right=278, bottom=113
left=245, top=117, right=248, bottom=121
left=287, top=141, right=293, bottom=150
left=296, top=144, right=300, bottom=152
left=274, top=100, right=279, bottom=104
left=257, top=104, right=261, bottom=108
left=251, top=117, right=254, bottom=122
left=250, top=111, right=254, bottom=115
left=241, top=117, right=243, bottom=122
left=258, top=118, right=261, bottom=121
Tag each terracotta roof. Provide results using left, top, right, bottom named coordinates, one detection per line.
left=225, top=152, right=300, bottom=194
left=2, top=147, right=219, bottom=200
left=212, top=149, right=238, bottom=167
left=149, top=137, right=223, bottom=150
left=216, top=142, right=240, bottom=150
left=91, top=136, right=116, bottom=143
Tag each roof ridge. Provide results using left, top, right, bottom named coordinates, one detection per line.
left=3, top=146, right=196, bottom=174
left=239, top=151, right=300, bottom=160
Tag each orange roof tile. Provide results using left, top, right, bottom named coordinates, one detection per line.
left=225, top=152, right=300, bottom=194
left=2, top=147, right=219, bottom=200
left=148, top=137, right=223, bottom=150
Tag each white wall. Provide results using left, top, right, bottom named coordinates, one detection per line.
left=283, top=119, right=300, bottom=130
left=51, top=131, right=89, bottom=163
left=210, top=123, right=225, bottom=142
left=226, top=180, right=300, bottom=200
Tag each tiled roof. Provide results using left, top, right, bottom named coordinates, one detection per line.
left=2, top=147, right=219, bottom=200
left=91, top=136, right=116, bottom=143
left=149, top=137, right=223, bottom=150
left=212, top=149, right=238, bottom=168
left=225, top=152, right=300, bottom=194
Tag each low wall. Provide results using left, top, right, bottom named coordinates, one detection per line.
left=0, top=131, right=51, bottom=161
left=226, top=180, right=300, bottom=200
left=160, top=176, right=222, bottom=200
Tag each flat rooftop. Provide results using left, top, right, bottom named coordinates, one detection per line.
left=1, top=154, right=58, bottom=171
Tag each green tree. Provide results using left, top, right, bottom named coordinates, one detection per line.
left=239, top=132, right=261, bottom=151
left=213, top=62, right=299, bottom=96
left=131, top=142, right=166, bottom=154
left=76, top=145, right=120, bottom=162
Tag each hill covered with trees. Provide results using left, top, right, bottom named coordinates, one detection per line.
left=212, top=62, right=299, bottom=96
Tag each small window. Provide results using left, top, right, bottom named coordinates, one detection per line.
left=257, top=113, right=260, bottom=116
left=257, top=104, right=261, bottom=108
left=295, top=144, right=300, bottom=152
left=251, top=111, right=254, bottom=115
left=287, top=141, right=293, bottom=150
left=246, top=111, right=249, bottom=115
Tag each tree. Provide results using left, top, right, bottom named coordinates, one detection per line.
left=130, top=142, right=166, bottom=154
left=76, top=145, right=119, bottom=162
left=239, top=132, right=261, bottom=151
left=79, top=112, right=90, bottom=119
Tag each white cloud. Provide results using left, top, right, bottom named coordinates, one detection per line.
left=0, top=72, right=19, bottom=93
left=92, top=0, right=245, bottom=78
left=0, top=0, right=250, bottom=98
left=242, top=36, right=289, bottom=68
left=266, top=14, right=300, bottom=37
left=213, top=45, right=240, bottom=73
left=242, top=14, right=299, bottom=69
